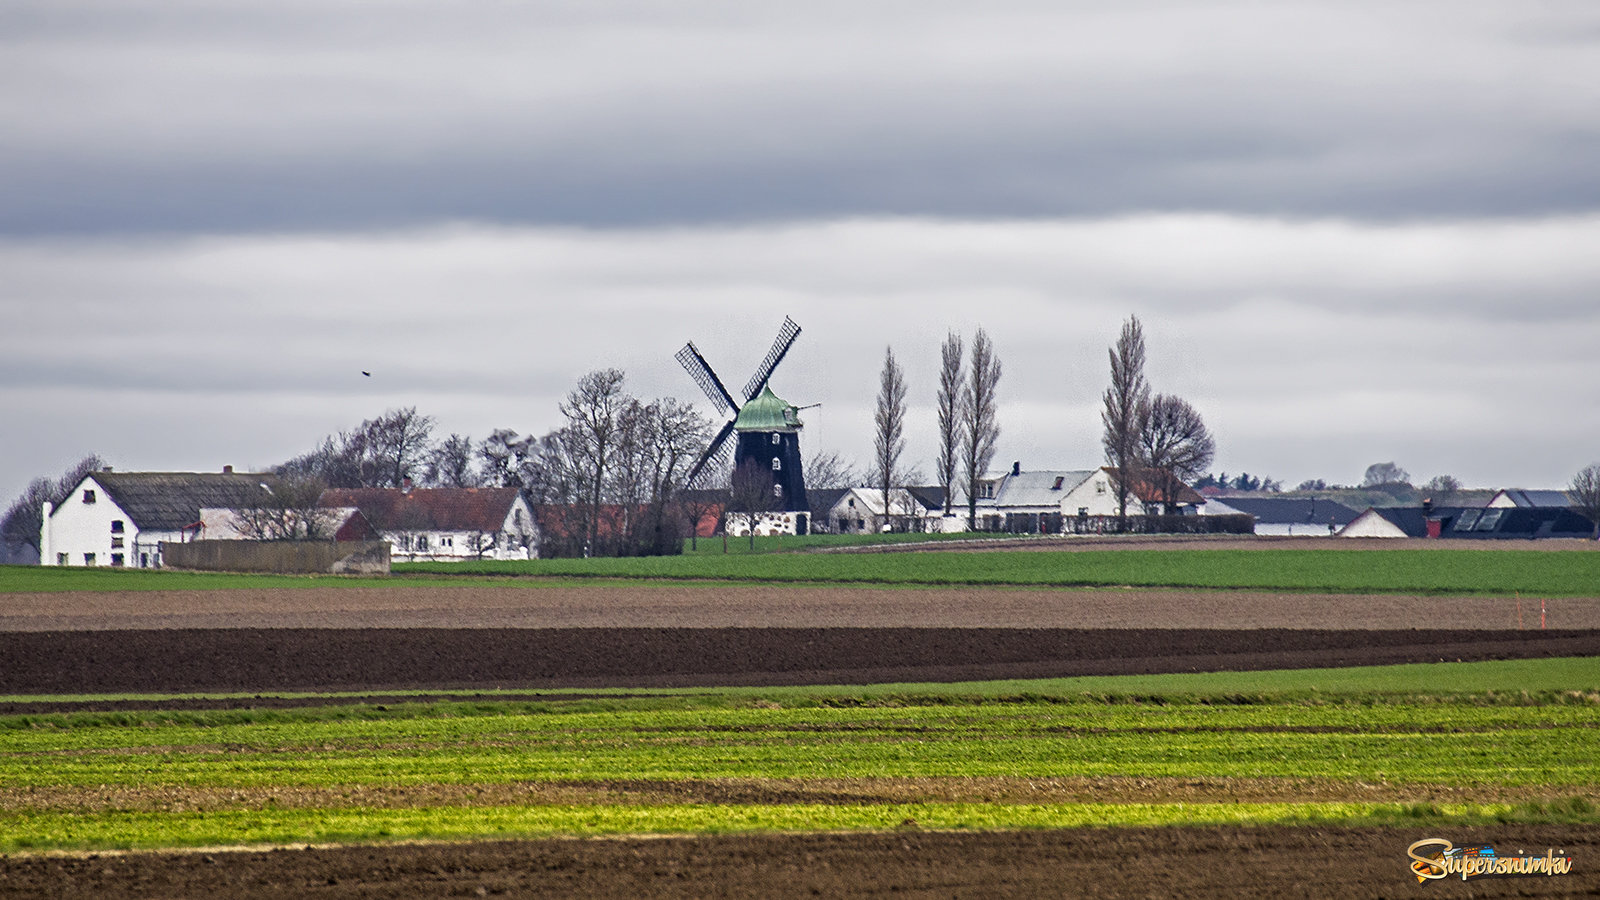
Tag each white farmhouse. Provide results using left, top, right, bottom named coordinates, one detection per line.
left=823, top=487, right=948, bottom=535
left=40, top=468, right=280, bottom=568
left=318, top=486, right=538, bottom=561
left=966, top=463, right=1207, bottom=533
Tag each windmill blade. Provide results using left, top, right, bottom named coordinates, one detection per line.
left=742, top=315, right=801, bottom=401
left=676, top=342, right=739, bottom=414
left=684, top=418, right=737, bottom=487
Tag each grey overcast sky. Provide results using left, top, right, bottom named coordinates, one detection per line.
left=4, top=1, right=1599, bottom=505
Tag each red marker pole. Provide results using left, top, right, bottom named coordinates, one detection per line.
left=1541, top=597, right=1547, bottom=630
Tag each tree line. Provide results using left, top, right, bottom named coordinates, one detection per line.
left=872, top=315, right=1214, bottom=532
left=275, top=369, right=714, bottom=557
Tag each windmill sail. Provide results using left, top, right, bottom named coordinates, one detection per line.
left=684, top=418, right=737, bottom=486
left=676, top=342, right=740, bottom=414
left=742, top=316, right=801, bottom=401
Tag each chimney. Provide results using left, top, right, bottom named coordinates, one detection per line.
left=1422, top=498, right=1433, bottom=515
left=101, top=466, right=112, bottom=473
left=222, top=465, right=233, bottom=474
left=1011, top=461, right=1021, bottom=476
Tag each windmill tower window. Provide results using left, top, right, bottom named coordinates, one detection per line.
left=771, top=433, right=780, bottom=445
left=772, top=458, right=781, bottom=471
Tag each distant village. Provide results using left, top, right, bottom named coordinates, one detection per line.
left=6, top=315, right=1599, bottom=570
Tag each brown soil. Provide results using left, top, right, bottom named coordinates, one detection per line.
left=8, top=777, right=1598, bottom=814
left=5, top=583, right=1598, bottom=897
left=4, top=626, right=1598, bottom=695
left=5, top=584, right=1599, bottom=631
left=4, top=827, right=1597, bottom=898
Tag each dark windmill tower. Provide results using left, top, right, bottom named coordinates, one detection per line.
left=676, top=316, right=811, bottom=534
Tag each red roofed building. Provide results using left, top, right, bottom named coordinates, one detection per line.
left=318, top=486, right=537, bottom=562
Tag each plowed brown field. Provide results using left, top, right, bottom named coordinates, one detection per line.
left=4, top=582, right=1597, bottom=897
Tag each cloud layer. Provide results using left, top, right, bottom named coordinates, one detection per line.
left=4, top=2, right=1599, bottom=233
left=4, top=214, right=1598, bottom=501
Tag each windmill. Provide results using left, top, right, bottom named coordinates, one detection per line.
left=676, top=316, right=810, bottom=529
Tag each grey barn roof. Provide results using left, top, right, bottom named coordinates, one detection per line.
left=88, top=472, right=279, bottom=531
left=1221, top=497, right=1361, bottom=528
left=1495, top=489, right=1574, bottom=508
left=990, top=470, right=1096, bottom=508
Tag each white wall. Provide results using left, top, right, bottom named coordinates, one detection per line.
left=40, top=475, right=172, bottom=567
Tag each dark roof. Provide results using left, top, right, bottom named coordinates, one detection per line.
left=1493, top=489, right=1574, bottom=508
left=1221, top=497, right=1361, bottom=527
left=904, top=485, right=947, bottom=511
left=1371, top=505, right=1595, bottom=539
left=89, top=472, right=280, bottom=531
left=807, top=487, right=850, bottom=515
left=319, top=487, right=522, bottom=532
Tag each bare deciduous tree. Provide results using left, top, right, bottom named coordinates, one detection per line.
left=1136, top=394, right=1215, bottom=515
left=561, top=369, right=629, bottom=556
left=424, top=433, right=480, bottom=488
left=961, top=328, right=1002, bottom=530
left=1, top=455, right=107, bottom=553
left=363, top=406, right=436, bottom=488
left=1571, top=464, right=1600, bottom=540
left=728, top=458, right=776, bottom=549
left=874, top=345, right=907, bottom=531
left=232, top=475, right=337, bottom=541
left=1422, top=474, right=1463, bottom=506
left=477, top=428, right=537, bottom=492
left=804, top=450, right=861, bottom=490
left=935, top=331, right=964, bottom=516
left=1101, top=316, right=1149, bottom=530
left=1362, top=461, right=1411, bottom=488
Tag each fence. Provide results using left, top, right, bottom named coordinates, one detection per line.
left=160, top=540, right=390, bottom=574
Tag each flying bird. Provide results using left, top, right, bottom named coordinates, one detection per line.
left=361, top=371, right=371, bottom=377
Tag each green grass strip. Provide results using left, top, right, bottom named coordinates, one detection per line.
left=11, top=547, right=1600, bottom=595
left=6, top=800, right=1599, bottom=853
left=406, top=548, right=1600, bottom=596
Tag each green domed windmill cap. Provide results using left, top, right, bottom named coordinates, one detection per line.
left=734, top=385, right=803, bottom=432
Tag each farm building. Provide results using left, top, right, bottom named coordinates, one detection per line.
left=964, top=464, right=1207, bottom=533
left=40, top=468, right=281, bottom=568
left=1485, top=488, right=1574, bottom=509
left=823, top=486, right=953, bottom=534
left=1338, top=504, right=1595, bottom=540
left=1212, top=497, right=1361, bottom=536
left=321, top=486, right=537, bottom=562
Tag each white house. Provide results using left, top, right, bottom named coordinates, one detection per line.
left=41, top=468, right=280, bottom=568
left=318, top=486, right=538, bottom=561
left=824, top=487, right=948, bottom=535
left=965, top=464, right=1206, bottom=533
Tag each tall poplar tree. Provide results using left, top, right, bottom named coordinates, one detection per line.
left=874, top=345, right=908, bottom=531
left=961, top=328, right=1002, bottom=530
left=1101, top=316, right=1149, bottom=530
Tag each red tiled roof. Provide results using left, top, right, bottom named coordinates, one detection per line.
left=318, top=487, right=520, bottom=532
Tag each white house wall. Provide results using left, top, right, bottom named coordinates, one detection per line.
left=40, top=475, right=166, bottom=568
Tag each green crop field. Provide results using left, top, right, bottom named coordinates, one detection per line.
left=9, top=546, right=1600, bottom=595
left=3, top=658, right=1598, bottom=853
left=405, top=547, right=1600, bottom=596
